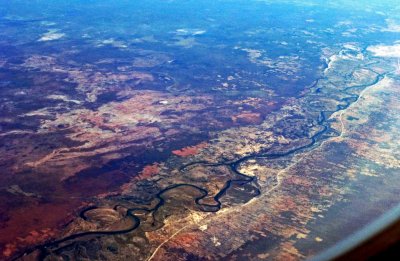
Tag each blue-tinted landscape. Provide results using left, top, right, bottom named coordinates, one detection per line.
left=0, top=0, right=399, bottom=260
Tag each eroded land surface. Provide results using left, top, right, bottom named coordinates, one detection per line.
left=0, top=1, right=400, bottom=260
left=6, top=46, right=399, bottom=261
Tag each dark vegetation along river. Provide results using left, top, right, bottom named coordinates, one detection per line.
left=0, top=1, right=399, bottom=260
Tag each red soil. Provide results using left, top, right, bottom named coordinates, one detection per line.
left=0, top=200, right=79, bottom=259
left=171, top=232, right=199, bottom=248
left=172, top=142, right=208, bottom=157
left=231, top=112, right=263, bottom=125
left=139, top=163, right=160, bottom=180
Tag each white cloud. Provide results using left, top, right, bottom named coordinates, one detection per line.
left=383, top=19, right=400, bottom=33
left=367, top=44, right=400, bottom=58
left=38, top=30, right=65, bottom=41
left=175, top=28, right=206, bottom=36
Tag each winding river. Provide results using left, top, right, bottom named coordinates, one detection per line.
left=15, top=54, right=387, bottom=260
